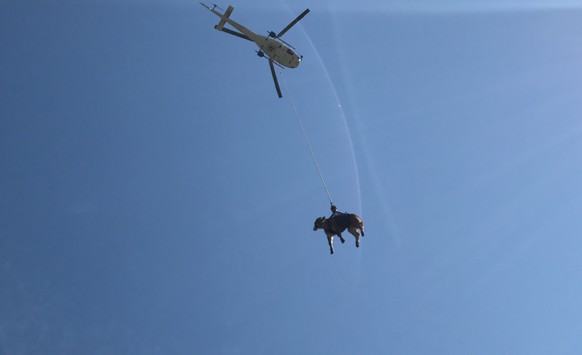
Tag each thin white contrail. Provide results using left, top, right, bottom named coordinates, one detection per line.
left=281, top=7, right=363, bottom=215
left=282, top=4, right=365, bottom=286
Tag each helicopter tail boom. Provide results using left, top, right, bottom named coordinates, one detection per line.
left=215, top=5, right=234, bottom=31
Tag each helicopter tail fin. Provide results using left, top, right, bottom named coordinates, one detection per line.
left=215, top=5, right=234, bottom=31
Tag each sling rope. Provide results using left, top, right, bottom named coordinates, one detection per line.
left=280, top=72, right=334, bottom=206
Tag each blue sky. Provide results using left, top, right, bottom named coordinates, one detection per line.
left=2, top=0, right=582, bottom=354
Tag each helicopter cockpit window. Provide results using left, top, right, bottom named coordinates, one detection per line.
left=287, top=49, right=294, bottom=55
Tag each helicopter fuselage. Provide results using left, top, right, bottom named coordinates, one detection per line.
left=204, top=6, right=301, bottom=68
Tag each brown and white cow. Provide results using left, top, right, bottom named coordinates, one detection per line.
left=313, top=214, right=365, bottom=254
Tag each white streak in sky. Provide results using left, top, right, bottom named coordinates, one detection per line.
left=281, top=4, right=363, bottom=216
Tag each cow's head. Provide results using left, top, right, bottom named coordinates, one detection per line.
left=313, top=216, right=327, bottom=231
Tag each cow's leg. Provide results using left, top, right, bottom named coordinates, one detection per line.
left=360, top=223, right=365, bottom=237
left=327, top=235, right=334, bottom=254
left=348, top=227, right=360, bottom=248
left=337, top=232, right=345, bottom=244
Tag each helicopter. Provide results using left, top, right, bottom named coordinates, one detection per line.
left=200, top=3, right=309, bottom=98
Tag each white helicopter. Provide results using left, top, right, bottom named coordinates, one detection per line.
left=200, top=3, right=309, bottom=98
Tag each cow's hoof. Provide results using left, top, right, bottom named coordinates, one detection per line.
left=330, top=250, right=334, bottom=255
left=340, top=239, right=345, bottom=244
left=356, top=243, right=360, bottom=248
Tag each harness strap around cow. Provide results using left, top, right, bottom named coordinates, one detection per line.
left=325, top=217, right=338, bottom=236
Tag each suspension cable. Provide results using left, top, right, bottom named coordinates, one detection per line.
left=280, top=72, right=334, bottom=206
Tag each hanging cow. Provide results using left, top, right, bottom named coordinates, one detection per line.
left=313, top=213, right=365, bottom=254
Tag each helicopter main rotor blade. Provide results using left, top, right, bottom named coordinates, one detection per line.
left=269, top=59, right=283, bottom=98
left=218, top=27, right=252, bottom=41
left=277, top=8, right=310, bottom=38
